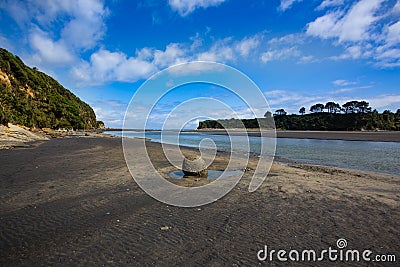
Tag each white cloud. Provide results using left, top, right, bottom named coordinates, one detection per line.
left=71, top=49, right=157, bottom=85
left=168, top=0, right=226, bottom=16
left=153, top=43, right=188, bottom=68
left=373, top=48, right=400, bottom=67
left=385, top=21, right=400, bottom=47
left=92, top=101, right=127, bottom=128
left=261, top=47, right=301, bottom=63
left=72, top=33, right=264, bottom=85
left=278, top=0, right=302, bottom=12
left=263, top=88, right=398, bottom=114
left=338, top=0, right=383, bottom=42
left=166, top=61, right=226, bottom=76
left=235, top=36, right=261, bottom=57
left=331, top=45, right=363, bottom=60
left=316, top=0, right=344, bottom=10
left=307, top=0, right=384, bottom=43
left=307, top=0, right=400, bottom=68
left=61, top=2, right=107, bottom=50
left=4, top=0, right=108, bottom=67
left=368, top=94, right=400, bottom=109
left=196, top=35, right=262, bottom=62
left=393, top=0, right=400, bottom=14
left=306, top=11, right=343, bottom=40
left=197, top=38, right=234, bottom=62
left=262, top=33, right=315, bottom=63
left=332, top=79, right=357, bottom=86
left=268, top=33, right=304, bottom=45
left=264, top=90, right=327, bottom=110
left=30, top=31, right=74, bottom=65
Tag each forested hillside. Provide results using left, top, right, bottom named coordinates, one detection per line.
left=199, top=112, right=400, bottom=131
left=0, top=48, right=100, bottom=129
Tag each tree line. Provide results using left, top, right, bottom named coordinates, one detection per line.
left=198, top=100, right=400, bottom=131
left=269, top=100, right=398, bottom=117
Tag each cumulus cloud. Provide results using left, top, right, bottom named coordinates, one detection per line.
left=72, top=49, right=157, bottom=85
left=307, top=0, right=400, bottom=68
left=307, top=0, right=384, bottom=42
left=3, top=0, right=108, bottom=67
left=29, top=30, right=74, bottom=66
left=153, top=43, right=188, bottom=68
left=72, top=33, right=263, bottom=85
left=168, top=0, right=226, bottom=16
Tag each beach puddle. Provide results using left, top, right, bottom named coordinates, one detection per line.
left=168, top=170, right=243, bottom=180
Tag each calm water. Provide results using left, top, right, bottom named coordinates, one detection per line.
left=107, top=131, right=400, bottom=175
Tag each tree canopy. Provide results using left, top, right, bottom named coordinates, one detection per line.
left=198, top=100, right=399, bottom=131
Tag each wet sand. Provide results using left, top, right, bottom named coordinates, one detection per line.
left=1, top=137, right=399, bottom=266
left=197, top=129, right=400, bottom=142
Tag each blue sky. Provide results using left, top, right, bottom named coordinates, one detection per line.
left=0, top=0, right=399, bottom=128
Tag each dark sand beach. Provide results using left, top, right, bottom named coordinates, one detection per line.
left=1, top=136, right=399, bottom=265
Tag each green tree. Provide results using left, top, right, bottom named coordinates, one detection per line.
left=275, top=109, right=287, bottom=116
left=356, top=101, right=371, bottom=113
left=325, top=102, right=341, bottom=113
left=299, top=107, right=306, bottom=115
left=310, top=103, right=324, bottom=113
left=0, top=48, right=98, bottom=129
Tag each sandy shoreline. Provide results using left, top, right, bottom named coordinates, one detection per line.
left=195, top=129, right=400, bottom=142
left=1, top=136, right=399, bottom=265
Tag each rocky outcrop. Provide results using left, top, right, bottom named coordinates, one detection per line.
left=0, top=123, right=48, bottom=149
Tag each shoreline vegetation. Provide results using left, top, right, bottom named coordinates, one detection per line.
left=1, top=136, right=399, bottom=265
left=198, top=111, right=400, bottom=132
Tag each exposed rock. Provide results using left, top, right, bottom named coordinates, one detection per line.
left=0, top=123, right=48, bottom=149
left=182, top=155, right=208, bottom=178
left=0, top=124, right=8, bottom=133
left=8, top=123, right=48, bottom=141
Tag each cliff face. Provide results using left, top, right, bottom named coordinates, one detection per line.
left=0, top=48, right=98, bottom=129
